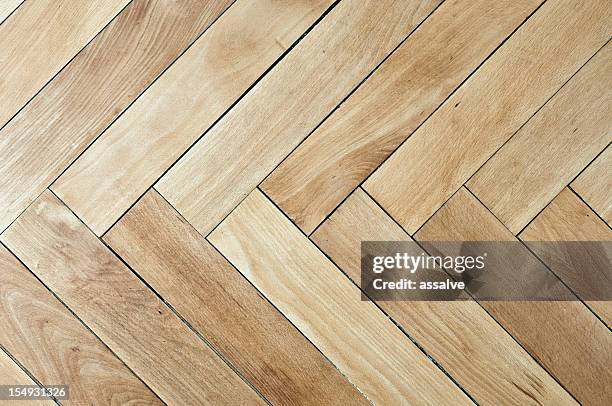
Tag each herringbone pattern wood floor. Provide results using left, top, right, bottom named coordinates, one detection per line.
left=0, top=0, right=610, bottom=404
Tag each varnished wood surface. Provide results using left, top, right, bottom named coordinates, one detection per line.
left=1, top=0, right=610, bottom=403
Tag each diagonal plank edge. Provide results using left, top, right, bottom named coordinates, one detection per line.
left=364, top=0, right=612, bottom=234
left=103, top=189, right=368, bottom=405
left=157, top=0, right=443, bottom=237
left=0, top=0, right=22, bottom=25
left=571, top=145, right=612, bottom=226
left=261, top=0, right=542, bottom=234
left=1, top=190, right=264, bottom=405
left=0, top=349, right=54, bottom=405
left=53, top=0, right=334, bottom=236
left=0, top=243, right=161, bottom=404
left=209, top=188, right=472, bottom=405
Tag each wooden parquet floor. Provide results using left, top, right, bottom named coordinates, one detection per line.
left=0, top=0, right=610, bottom=404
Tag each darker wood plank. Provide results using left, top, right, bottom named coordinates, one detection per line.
left=0, top=0, right=233, bottom=232
left=0, top=244, right=161, bottom=405
left=104, top=189, right=368, bottom=405
left=1, top=191, right=263, bottom=405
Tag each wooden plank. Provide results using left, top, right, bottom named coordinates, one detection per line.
left=156, top=0, right=442, bottom=236
left=0, top=0, right=233, bottom=233
left=364, top=0, right=612, bottom=234
left=1, top=191, right=263, bottom=405
left=0, top=350, right=54, bottom=405
left=468, top=43, right=612, bottom=233
left=0, top=0, right=130, bottom=128
left=0, top=0, right=22, bottom=24
left=520, top=188, right=612, bottom=326
left=209, top=189, right=472, bottom=405
left=104, top=189, right=368, bottom=405
left=415, top=187, right=612, bottom=405
left=52, top=0, right=333, bottom=236
left=571, top=145, right=612, bottom=226
left=262, top=0, right=541, bottom=234
left=311, top=187, right=576, bottom=405
left=0, top=244, right=161, bottom=405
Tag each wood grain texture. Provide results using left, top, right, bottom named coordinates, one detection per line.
left=571, top=145, right=612, bottom=226
left=52, top=0, right=333, bottom=236
left=104, top=189, right=367, bottom=405
left=0, top=0, right=22, bottom=24
left=0, top=0, right=233, bottom=233
left=157, top=0, right=442, bottom=236
left=468, top=42, right=612, bottom=233
left=415, top=188, right=612, bottom=405
left=520, top=188, right=612, bottom=326
left=0, top=0, right=130, bottom=129
left=0, top=350, right=54, bottom=405
left=1, top=191, right=263, bottom=405
left=311, top=188, right=576, bottom=405
left=209, top=189, right=472, bottom=405
left=262, top=0, right=541, bottom=234
left=364, top=0, right=612, bottom=234
left=0, top=244, right=160, bottom=405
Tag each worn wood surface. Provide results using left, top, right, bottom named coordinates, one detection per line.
left=157, top=0, right=442, bottom=236
left=0, top=0, right=232, bottom=233
left=104, top=189, right=367, bottom=405
left=364, top=0, right=611, bottom=234
left=52, top=0, right=332, bottom=235
left=262, top=0, right=541, bottom=234
left=1, top=191, right=263, bottom=405
left=0, top=244, right=161, bottom=405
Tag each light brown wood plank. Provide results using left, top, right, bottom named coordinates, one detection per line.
left=468, top=43, right=612, bottom=233
left=104, top=189, right=368, bottom=405
left=520, top=188, right=612, bottom=326
left=571, top=145, right=612, bottom=226
left=1, top=191, right=263, bottom=405
left=0, top=0, right=233, bottom=232
left=52, top=0, right=332, bottom=236
left=0, top=243, right=161, bottom=405
left=415, top=187, right=612, bottom=405
left=0, top=350, right=54, bottom=405
left=209, top=189, right=472, bottom=405
left=0, top=0, right=22, bottom=24
left=311, top=187, right=576, bottom=405
left=0, top=0, right=130, bottom=128
left=156, top=0, right=442, bottom=236
left=262, top=0, right=541, bottom=234
left=364, top=0, right=612, bottom=234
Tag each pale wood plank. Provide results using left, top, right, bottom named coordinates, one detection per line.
left=104, top=189, right=368, bottom=405
left=415, top=187, right=612, bottom=405
left=0, top=0, right=22, bottom=24
left=52, top=0, right=333, bottom=236
left=262, top=0, right=541, bottom=234
left=311, top=187, right=576, bottom=405
left=364, top=0, right=612, bottom=234
left=0, top=350, right=54, bottom=405
left=0, top=244, right=161, bottom=405
left=468, top=43, right=612, bottom=233
left=209, top=189, right=472, bottom=405
left=520, top=188, right=612, bottom=326
left=571, top=145, right=612, bottom=226
left=156, top=0, right=442, bottom=236
left=0, top=0, right=130, bottom=128
left=1, top=191, right=263, bottom=405
left=0, top=0, right=233, bottom=232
